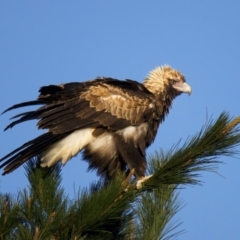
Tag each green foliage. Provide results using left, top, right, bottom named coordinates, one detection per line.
left=143, top=112, right=240, bottom=189
left=0, top=112, right=240, bottom=239
left=0, top=193, right=20, bottom=239
left=134, top=187, right=183, bottom=240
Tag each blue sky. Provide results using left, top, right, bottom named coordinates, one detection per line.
left=0, top=1, right=240, bottom=239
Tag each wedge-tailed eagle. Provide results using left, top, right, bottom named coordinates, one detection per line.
left=0, top=65, right=191, bottom=187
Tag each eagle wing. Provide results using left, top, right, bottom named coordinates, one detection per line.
left=1, top=78, right=158, bottom=176
left=4, top=78, right=157, bottom=134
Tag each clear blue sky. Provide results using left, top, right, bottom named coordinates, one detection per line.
left=0, top=1, right=240, bottom=239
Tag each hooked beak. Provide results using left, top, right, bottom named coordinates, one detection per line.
left=173, top=82, right=192, bottom=95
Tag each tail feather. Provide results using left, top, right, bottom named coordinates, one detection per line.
left=2, top=100, right=43, bottom=114
left=4, top=112, right=38, bottom=131
left=0, top=132, right=67, bottom=175
left=10, top=111, right=36, bottom=120
left=3, top=103, right=64, bottom=131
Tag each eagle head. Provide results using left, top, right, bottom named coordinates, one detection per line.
left=143, top=65, right=191, bottom=97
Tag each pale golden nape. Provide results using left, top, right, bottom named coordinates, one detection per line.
left=143, top=65, right=186, bottom=95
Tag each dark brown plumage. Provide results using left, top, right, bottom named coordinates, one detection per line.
left=0, top=65, right=191, bottom=186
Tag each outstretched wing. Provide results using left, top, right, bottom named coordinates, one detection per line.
left=3, top=78, right=157, bottom=134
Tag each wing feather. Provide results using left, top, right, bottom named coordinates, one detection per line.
left=82, top=82, right=155, bottom=124
left=3, top=78, right=156, bottom=134
left=1, top=100, right=43, bottom=114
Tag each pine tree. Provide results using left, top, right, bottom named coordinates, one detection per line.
left=1, top=112, right=240, bottom=240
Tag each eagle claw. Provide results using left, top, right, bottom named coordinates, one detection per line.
left=136, top=174, right=153, bottom=189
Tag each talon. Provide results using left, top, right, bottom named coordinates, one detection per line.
left=136, top=174, right=153, bottom=189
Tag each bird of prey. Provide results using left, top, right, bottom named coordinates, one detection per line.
left=0, top=65, right=191, bottom=187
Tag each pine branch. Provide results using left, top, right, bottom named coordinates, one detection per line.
left=130, top=112, right=240, bottom=239
left=0, top=193, right=20, bottom=240
left=11, top=158, right=69, bottom=239
left=57, top=175, right=136, bottom=239
left=134, top=187, right=184, bottom=240
left=142, top=112, right=240, bottom=190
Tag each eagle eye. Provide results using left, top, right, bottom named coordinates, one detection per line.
left=169, top=79, right=177, bottom=84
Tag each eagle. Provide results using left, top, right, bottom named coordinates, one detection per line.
left=0, top=65, right=191, bottom=188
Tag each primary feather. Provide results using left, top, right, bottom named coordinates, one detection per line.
left=0, top=65, right=191, bottom=182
